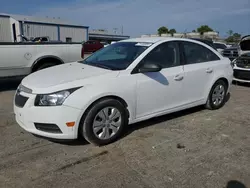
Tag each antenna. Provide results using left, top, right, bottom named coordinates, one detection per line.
left=181, top=29, right=187, bottom=38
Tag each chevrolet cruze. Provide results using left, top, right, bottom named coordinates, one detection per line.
left=14, top=37, right=233, bottom=145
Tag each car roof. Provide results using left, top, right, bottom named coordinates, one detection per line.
left=121, top=37, right=213, bottom=44
left=121, top=37, right=168, bottom=43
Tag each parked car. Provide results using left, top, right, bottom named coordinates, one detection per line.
left=221, top=35, right=250, bottom=61
left=100, top=41, right=109, bottom=47
left=214, top=42, right=228, bottom=54
left=238, top=35, right=250, bottom=56
left=232, top=53, right=250, bottom=83
left=190, top=38, right=217, bottom=50
left=14, top=37, right=233, bottom=145
left=83, top=40, right=104, bottom=53
left=0, top=42, right=83, bottom=78
left=221, top=46, right=239, bottom=61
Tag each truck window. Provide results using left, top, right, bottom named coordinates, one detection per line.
left=66, top=37, right=72, bottom=43
left=41, top=37, right=48, bottom=42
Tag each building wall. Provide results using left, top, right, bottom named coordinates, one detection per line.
left=59, top=27, right=87, bottom=42
left=0, top=17, right=12, bottom=42
left=9, top=18, right=21, bottom=42
left=22, top=23, right=58, bottom=40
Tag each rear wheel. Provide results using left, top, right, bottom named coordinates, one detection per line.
left=205, top=80, right=228, bottom=110
left=80, top=99, right=128, bottom=146
left=36, top=62, right=58, bottom=71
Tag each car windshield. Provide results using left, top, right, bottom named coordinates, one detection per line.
left=214, top=43, right=227, bottom=49
left=80, top=42, right=150, bottom=70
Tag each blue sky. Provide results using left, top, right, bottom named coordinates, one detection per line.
left=1, top=0, right=250, bottom=37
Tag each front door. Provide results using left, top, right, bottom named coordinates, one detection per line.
left=135, top=41, right=185, bottom=118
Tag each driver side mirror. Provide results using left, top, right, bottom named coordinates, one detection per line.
left=138, top=62, right=162, bottom=73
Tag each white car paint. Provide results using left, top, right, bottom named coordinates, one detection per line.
left=232, top=35, right=250, bottom=83
left=14, top=37, right=233, bottom=141
left=0, top=43, right=82, bottom=78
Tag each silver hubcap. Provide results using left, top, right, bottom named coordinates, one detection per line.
left=93, top=107, right=122, bottom=140
left=212, top=84, right=225, bottom=106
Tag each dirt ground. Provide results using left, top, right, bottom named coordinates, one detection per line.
left=0, top=80, right=249, bottom=188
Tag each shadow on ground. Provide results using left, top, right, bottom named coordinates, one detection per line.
left=123, top=105, right=205, bottom=139
left=233, top=81, right=250, bottom=87
left=226, top=180, right=247, bottom=188
left=0, top=78, right=23, bottom=92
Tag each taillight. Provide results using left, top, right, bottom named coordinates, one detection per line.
left=81, top=45, right=84, bottom=59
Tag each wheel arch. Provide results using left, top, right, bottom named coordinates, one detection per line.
left=207, top=77, right=230, bottom=100
left=31, top=55, right=64, bottom=72
left=77, top=95, right=131, bottom=137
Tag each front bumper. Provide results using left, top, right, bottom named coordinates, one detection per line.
left=233, top=67, right=250, bottom=83
left=14, top=91, right=82, bottom=140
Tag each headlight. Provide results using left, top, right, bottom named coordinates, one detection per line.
left=231, top=59, right=236, bottom=68
left=35, top=87, right=80, bottom=106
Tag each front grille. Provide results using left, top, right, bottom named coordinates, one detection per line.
left=222, top=50, right=239, bottom=60
left=15, top=94, right=29, bottom=108
left=34, top=123, right=62, bottom=134
left=234, top=70, right=250, bottom=81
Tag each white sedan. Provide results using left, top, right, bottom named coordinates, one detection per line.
left=14, top=37, right=233, bottom=145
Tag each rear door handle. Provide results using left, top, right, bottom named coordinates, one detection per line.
left=174, top=75, right=184, bottom=81
left=206, top=68, right=213, bottom=73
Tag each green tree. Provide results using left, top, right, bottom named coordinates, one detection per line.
left=158, top=26, right=169, bottom=35
left=197, top=25, right=213, bottom=35
left=169, top=29, right=177, bottom=36
left=227, top=30, right=233, bottom=36
left=225, top=32, right=241, bottom=43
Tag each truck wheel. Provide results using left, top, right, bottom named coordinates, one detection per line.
left=80, top=98, right=128, bottom=146
left=36, top=62, right=58, bottom=71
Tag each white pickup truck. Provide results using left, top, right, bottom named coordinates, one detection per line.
left=0, top=42, right=83, bottom=78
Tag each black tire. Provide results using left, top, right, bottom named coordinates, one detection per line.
left=80, top=98, right=128, bottom=146
left=205, top=80, right=228, bottom=110
left=36, top=62, right=58, bottom=71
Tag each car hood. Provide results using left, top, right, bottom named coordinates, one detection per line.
left=240, top=35, right=250, bottom=51
left=21, top=62, right=118, bottom=94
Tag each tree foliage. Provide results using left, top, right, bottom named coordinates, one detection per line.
left=227, top=30, right=233, bottom=36
left=197, top=25, right=213, bottom=35
left=169, top=29, right=177, bottom=36
left=158, top=26, right=169, bottom=35
left=225, top=32, right=241, bottom=43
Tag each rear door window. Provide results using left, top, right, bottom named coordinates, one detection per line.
left=181, top=41, right=220, bottom=64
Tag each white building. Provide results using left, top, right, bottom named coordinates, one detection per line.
left=0, top=13, right=89, bottom=42
left=141, top=31, right=219, bottom=40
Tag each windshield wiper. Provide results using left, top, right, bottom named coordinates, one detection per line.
left=89, top=63, right=113, bottom=70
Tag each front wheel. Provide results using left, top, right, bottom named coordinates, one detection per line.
left=80, top=99, right=128, bottom=146
left=205, top=80, right=228, bottom=110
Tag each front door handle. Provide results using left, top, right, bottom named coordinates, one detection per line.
left=174, top=75, right=184, bottom=81
left=206, top=68, right=213, bottom=73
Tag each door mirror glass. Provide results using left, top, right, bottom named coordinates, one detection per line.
left=138, top=62, right=162, bottom=73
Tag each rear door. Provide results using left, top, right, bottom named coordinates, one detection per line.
left=180, top=41, right=221, bottom=103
